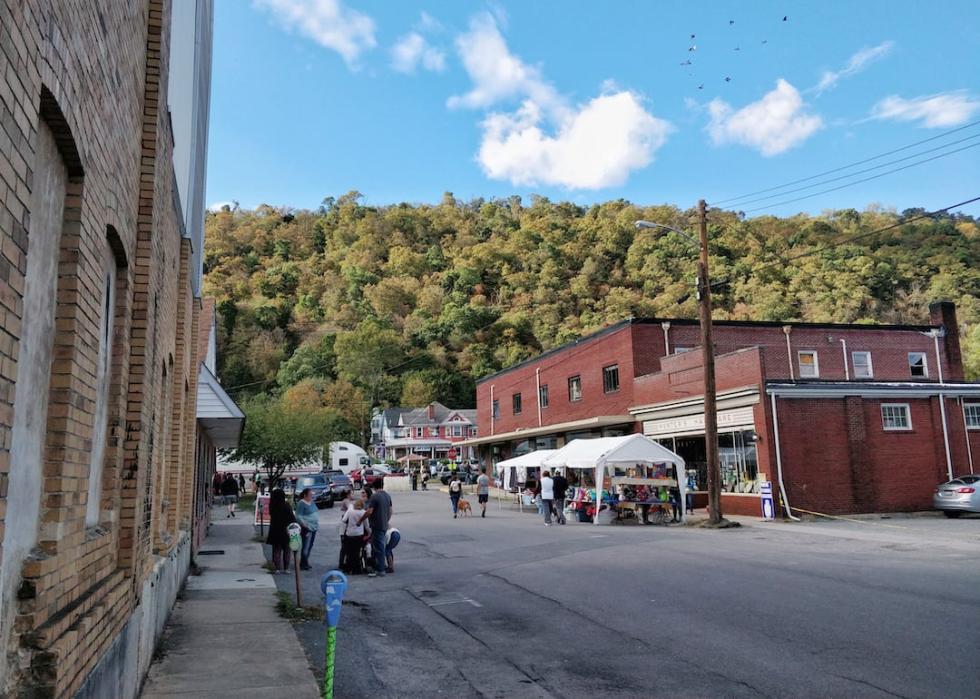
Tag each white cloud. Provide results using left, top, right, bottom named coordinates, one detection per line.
left=449, top=13, right=670, bottom=189
left=254, top=0, right=376, bottom=67
left=869, top=91, right=980, bottom=128
left=707, top=79, right=823, bottom=156
left=417, top=11, right=443, bottom=33
left=815, top=41, right=894, bottom=93
left=447, top=13, right=563, bottom=115
left=391, top=32, right=446, bottom=73
left=479, top=92, right=672, bottom=189
left=207, top=201, right=236, bottom=212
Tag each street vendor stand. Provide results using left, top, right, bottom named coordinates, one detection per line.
left=495, top=449, right=557, bottom=512
left=543, top=434, right=687, bottom=525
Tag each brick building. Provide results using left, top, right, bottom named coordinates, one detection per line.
left=463, top=302, right=980, bottom=516
left=0, top=2, right=234, bottom=697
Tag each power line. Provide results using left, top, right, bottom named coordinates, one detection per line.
left=741, top=142, right=980, bottom=214
left=711, top=118, right=980, bottom=207
left=721, top=132, right=980, bottom=209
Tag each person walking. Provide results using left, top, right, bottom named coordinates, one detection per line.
left=221, top=473, right=240, bottom=518
left=360, top=478, right=393, bottom=578
left=340, top=500, right=367, bottom=574
left=266, top=489, right=295, bottom=574
left=551, top=469, right=568, bottom=525
left=212, top=471, right=223, bottom=498
left=448, top=474, right=462, bottom=518
left=540, top=470, right=555, bottom=526
left=238, top=473, right=246, bottom=494
left=476, top=468, right=491, bottom=518
left=420, top=469, right=429, bottom=491
left=294, top=488, right=319, bottom=571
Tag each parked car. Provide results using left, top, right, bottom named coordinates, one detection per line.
left=326, top=472, right=353, bottom=501
left=933, top=474, right=980, bottom=517
left=350, top=465, right=391, bottom=489
left=293, top=473, right=334, bottom=509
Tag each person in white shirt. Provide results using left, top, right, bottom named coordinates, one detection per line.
left=340, top=500, right=369, bottom=574
left=540, top=471, right=555, bottom=526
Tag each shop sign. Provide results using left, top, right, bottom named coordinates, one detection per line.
left=643, top=406, right=755, bottom=437
left=759, top=481, right=775, bottom=520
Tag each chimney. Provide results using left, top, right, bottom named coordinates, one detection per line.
left=427, top=403, right=435, bottom=420
left=929, top=301, right=963, bottom=380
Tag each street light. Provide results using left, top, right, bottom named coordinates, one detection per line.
left=635, top=200, right=723, bottom=525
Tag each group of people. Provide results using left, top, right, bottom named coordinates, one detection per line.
left=530, top=470, right=568, bottom=526
left=212, top=472, right=244, bottom=518
left=264, top=478, right=400, bottom=578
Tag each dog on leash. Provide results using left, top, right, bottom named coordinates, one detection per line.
left=457, top=499, right=473, bottom=516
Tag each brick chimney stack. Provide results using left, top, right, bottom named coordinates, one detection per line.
left=427, top=403, right=436, bottom=420
left=929, top=301, right=963, bottom=380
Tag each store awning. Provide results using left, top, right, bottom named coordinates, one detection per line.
left=496, top=449, right=558, bottom=470
left=196, top=364, right=245, bottom=448
left=458, top=415, right=634, bottom=447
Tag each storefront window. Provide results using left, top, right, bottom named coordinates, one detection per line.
left=657, top=430, right=759, bottom=493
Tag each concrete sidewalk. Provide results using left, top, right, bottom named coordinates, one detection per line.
left=140, top=509, right=319, bottom=698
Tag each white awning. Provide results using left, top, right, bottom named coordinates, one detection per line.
left=196, top=364, right=245, bottom=448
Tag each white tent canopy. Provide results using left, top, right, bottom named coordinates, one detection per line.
left=496, top=449, right=557, bottom=491
left=496, top=450, right=558, bottom=470
left=543, top=434, right=687, bottom=524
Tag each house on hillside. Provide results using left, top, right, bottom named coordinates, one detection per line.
left=371, top=402, right=479, bottom=463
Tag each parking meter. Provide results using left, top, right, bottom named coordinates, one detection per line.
left=287, top=522, right=302, bottom=551
left=320, top=571, right=348, bottom=699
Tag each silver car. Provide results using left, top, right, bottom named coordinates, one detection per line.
left=933, top=475, right=980, bottom=517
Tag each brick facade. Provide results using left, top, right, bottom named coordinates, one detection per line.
left=470, top=306, right=980, bottom=517
left=0, top=2, right=209, bottom=696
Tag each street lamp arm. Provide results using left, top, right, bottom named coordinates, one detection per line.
left=633, top=220, right=698, bottom=245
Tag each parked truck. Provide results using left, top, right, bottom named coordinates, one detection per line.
left=324, top=441, right=370, bottom=474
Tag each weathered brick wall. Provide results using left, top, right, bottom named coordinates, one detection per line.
left=0, top=1, right=204, bottom=696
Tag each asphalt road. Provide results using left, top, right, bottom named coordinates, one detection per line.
left=269, top=491, right=980, bottom=699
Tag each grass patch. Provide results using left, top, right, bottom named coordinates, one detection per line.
left=275, top=591, right=323, bottom=623
left=238, top=494, right=256, bottom=510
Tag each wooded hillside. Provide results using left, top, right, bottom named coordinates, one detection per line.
left=204, top=193, right=980, bottom=414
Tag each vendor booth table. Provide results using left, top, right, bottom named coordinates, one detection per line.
left=543, top=434, right=687, bottom=525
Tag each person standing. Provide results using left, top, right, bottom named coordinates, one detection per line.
left=540, top=470, right=555, bottom=526
left=340, top=500, right=367, bottom=574
left=266, top=489, right=295, bottom=574
left=448, top=474, right=462, bottom=518
left=384, top=527, right=401, bottom=573
left=221, top=473, right=240, bottom=518
left=212, top=471, right=223, bottom=498
left=551, top=470, right=568, bottom=525
left=360, top=478, right=393, bottom=578
left=294, top=488, right=319, bottom=571
left=476, top=469, right=491, bottom=518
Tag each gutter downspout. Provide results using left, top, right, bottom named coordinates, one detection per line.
left=661, top=321, right=671, bottom=356
left=959, top=397, right=975, bottom=472
left=770, top=392, right=800, bottom=521
left=490, top=384, right=495, bottom=436
left=783, top=326, right=794, bottom=380
left=932, top=331, right=954, bottom=480
left=535, top=368, right=543, bottom=427
left=839, top=338, right=849, bottom=380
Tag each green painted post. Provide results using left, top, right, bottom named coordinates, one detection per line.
left=323, top=625, right=337, bottom=698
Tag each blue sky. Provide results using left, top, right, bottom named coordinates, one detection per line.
left=205, top=0, right=980, bottom=217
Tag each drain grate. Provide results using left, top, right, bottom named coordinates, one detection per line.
left=197, top=550, right=225, bottom=555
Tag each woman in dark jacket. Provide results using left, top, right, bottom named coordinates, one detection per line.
left=266, top=488, right=296, bottom=573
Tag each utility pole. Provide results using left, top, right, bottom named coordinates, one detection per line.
left=697, top=199, right=722, bottom=525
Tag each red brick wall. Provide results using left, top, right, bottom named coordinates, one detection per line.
left=774, top=397, right=952, bottom=514
left=477, top=323, right=639, bottom=436
left=664, top=322, right=956, bottom=383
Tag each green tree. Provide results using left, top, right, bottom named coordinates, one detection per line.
left=226, top=396, right=326, bottom=487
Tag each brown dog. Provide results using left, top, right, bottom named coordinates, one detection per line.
left=457, top=499, right=473, bottom=516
